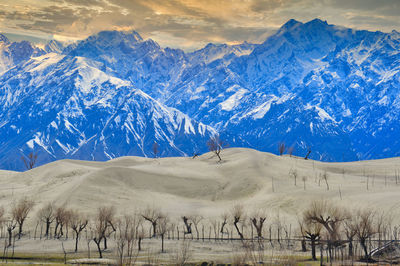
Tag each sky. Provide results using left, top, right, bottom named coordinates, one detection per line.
left=0, top=0, right=399, bottom=51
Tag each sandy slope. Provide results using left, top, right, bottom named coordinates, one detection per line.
left=1, top=148, right=400, bottom=224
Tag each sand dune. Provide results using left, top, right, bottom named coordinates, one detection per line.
left=1, top=148, right=400, bottom=225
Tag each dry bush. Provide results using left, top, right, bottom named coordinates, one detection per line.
left=170, top=239, right=192, bottom=266
left=116, top=214, right=141, bottom=266
left=12, top=198, right=34, bottom=239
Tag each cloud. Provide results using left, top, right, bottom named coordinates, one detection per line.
left=0, top=0, right=398, bottom=50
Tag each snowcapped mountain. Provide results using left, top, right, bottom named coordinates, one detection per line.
left=1, top=18, right=400, bottom=170
left=0, top=34, right=44, bottom=73
left=0, top=52, right=215, bottom=170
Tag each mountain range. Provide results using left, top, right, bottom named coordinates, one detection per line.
left=1, top=18, right=399, bottom=170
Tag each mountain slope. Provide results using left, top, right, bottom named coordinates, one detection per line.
left=0, top=53, right=215, bottom=170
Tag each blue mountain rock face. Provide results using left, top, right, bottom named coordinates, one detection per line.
left=0, top=19, right=399, bottom=170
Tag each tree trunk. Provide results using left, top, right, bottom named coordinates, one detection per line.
left=152, top=222, right=157, bottom=237
left=138, top=237, right=142, bottom=251
left=104, top=237, right=107, bottom=250
left=234, top=221, right=244, bottom=240
left=7, top=228, right=12, bottom=247
left=361, top=239, right=369, bottom=260
left=45, top=220, right=51, bottom=237
left=75, top=232, right=79, bottom=252
left=94, top=239, right=103, bottom=258
left=161, top=234, right=164, bottom=253
left=18, top=222, right=23, bottom=239
left=348, top=239, right=353, bottom=257
left=311, top=237, right=317, bottom=261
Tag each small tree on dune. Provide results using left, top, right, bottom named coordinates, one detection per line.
left=207, top=135, right=227, bottom=162
left=21, top=152, right=38, bottom=170
left=278, top=143, right=286, bottom=156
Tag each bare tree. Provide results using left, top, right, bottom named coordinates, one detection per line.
left=300, top=215, right=322, bottom=260
left=289, top=169, right=298, bottom=186
left=116, top=214, right=140, bottom=265
left=37, top=203, right=55, bottom=238
left=141, top=207, right=163, bottom=238
left=92, top=206, right=116, bottom=258
left=21, top=152, right=38, bottom=170
left=152, top=142, right=160, bottom=158
left=12, top=198, right=34, bottom=239
left=54, top=206, right=71, bottom=239
left=304, top=200, right=347, bottom=261
left=207, top=135, right=227, bottom=162
left=182, top=216, right=192, bottom=235
left=69, top=210, right=88, bottom=252
left=5, top=217, right=17, bottom=247
left=157, top=216, right=169, bottom=253
left=304, top=147, right=311, bottom=160
left=231, top=205, right=245, bottom=240
left=220, top=212, right=228, bottom=235
left=343, top=212, right=357, bottom=258
left=250, top=210, right=267, bottom=239
left=354, top=209, right=377, bottom=261
left=287, top=146, right=294, bottom=157
left=278, top=143, right=286, bottom=156
left=189, top=215, right=203, bottom=240
left=322, top=171, right=329, bottom=191
left=302, top=176, right=307, bottom=190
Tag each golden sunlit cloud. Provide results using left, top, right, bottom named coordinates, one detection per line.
left=0, top=0, right=399, bottom=50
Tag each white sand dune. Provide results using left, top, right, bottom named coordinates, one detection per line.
left=1, top=148, right=400, bottom=224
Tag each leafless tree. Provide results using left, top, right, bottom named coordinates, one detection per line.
left=278, top=143, right=286, bottom=156
left=37, top=203, right=55, bottom=238
left=116, top=214, right=140, bottom=265
left=69, top=210, right=88, bottom=252
left=92, top=206, right=116, bottom=258
left=182, top=216, right=192, bottom=235
left=54, top=206, right=71, bottom=239
left=207, top=135, right=227, bottom=162
left=157, top=216, right=169, bottom=253
left=141, top=207, right=163, bottom=238
left=231, top=205, right=245, bottom=240
left=354, top=208, right=377, bottom=261
left=189, top=215, right=203, bottom=240
left=12, top=198, right=34, bottom=239
left=21, top=152, right=38, bottom=170
left=304, top=200, right=347, bottom=261
left=289, top=169, right=298, bottom=186
left=152, top=142, right=160, bottom=158
left=250, top=211, right=267, bottom=239
left=343, top=212, right=357, bottom=258
left=302, top=176, right=307, bottom=190
left=287, top=146, right=294, bottom=157
left=300, top=215, right=322, bottom=260
left=5, top=217, right=17, bottom=247
left=304, top=147, right=312, bottom=160
left=322, top=171, right=329, bottom=191
left=220, top=212, right=229, bottom=235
